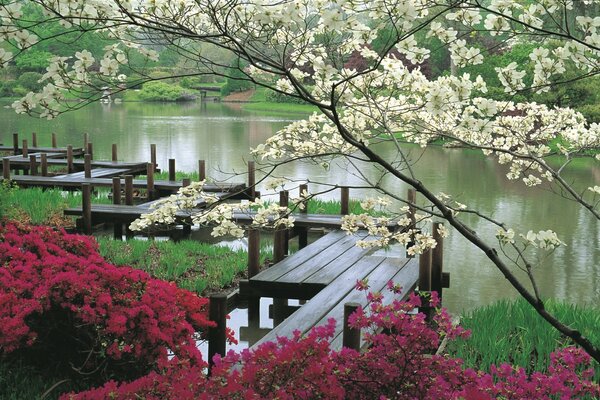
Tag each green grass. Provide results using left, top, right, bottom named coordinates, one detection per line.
left=305, top=198, right=387, bottom=216
left=243, top=87, right=316, bottom=114
left=149, top=170, right=202, bottom=181
left=97, top=238, right=272, bottom=294
left=446, top=298, right=600, bottom=377
left=0, top=183, right=112, bottom=226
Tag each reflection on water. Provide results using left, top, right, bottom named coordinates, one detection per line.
left=1, top=101, right=599, bottom=313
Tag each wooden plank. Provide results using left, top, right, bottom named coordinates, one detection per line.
left=9, top=174, right=245, bottom=192
left=54, top=168, right=130, bottom=180
left=0, top=145, right=84, bottom=154
left=251, top=256, right=388, bottom=348
left=2, top=152, right=65, bottom=161
left=252, top=256, right=418, bottom=351
left=278, top=233, right=371, bottom=284
left=328, top=257, right=418, bottom=350
left=250, top=231, right=348, bottom=282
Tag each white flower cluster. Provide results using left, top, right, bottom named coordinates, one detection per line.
left=496, top=228, right=565, bottom=250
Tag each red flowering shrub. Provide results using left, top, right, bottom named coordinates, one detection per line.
left=0, top=221, right=213, bottom=381
left=65, top=286, right=600, bottom=399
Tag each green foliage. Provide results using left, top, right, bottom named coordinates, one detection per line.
left=137, top=81, right=188, bottom=102
left=16, top=72, right=44, bottom=92
left=265, top=89, right=310, bottom=104
left=13, top=50, right=52, bottom=72
left=97, top=238, right=271, bottom=294
left=578, top=103, right=600, bottom=124
left=221, top=60, right=254, bottom=95
left=459, top=43, right=537, bottom=89
left=446, top=298, right=600, bottom=377
left=533, top=76, right=600, bottom=109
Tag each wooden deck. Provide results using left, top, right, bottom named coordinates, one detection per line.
left=0, top=145, right=84, bottom=154
left=63, top=206, right=390, bottom=230
left=3, top=158, right=148, bottom=174
left=238, top=230, right=419, bottom=351
left=12, top=174, right=247, bottom=194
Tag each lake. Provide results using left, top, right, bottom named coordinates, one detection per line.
left=1, top=100, right=599, bottom=314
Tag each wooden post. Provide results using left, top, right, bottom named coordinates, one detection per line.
left=407, top=188, right=416, bottom=229
left=248, top=229, right=260, bottom=278
left=31, top=132, right=37, bottom=147
left=29, top=155, right=37, bottom=176
left=343, top=302, right=361, bottom=351
left=82, top=183, right=92, bottom=235
left=112, top=177, right=123, bottom=240
left=2, top=158, right=10, bottom=180
left=419, top=246, right=433, bottom=321
left=124, top=175, right=133, bottom=205
left=208, top=294, right=227, bottom=368
left=431, top=222, right=444, bottom=299
left=247, top=161, right=255, bottom=200
left=198, top=160, right=206, bottom=181
left=41, top=153, right=48, bottom=177
left=83, top=132, right=89, bottom=151
left=22, top=139, right=28, bottom=157
left=340, top=186, right=349, bottom=215
left=12, top=133, right=18, bottom=155
left=51, top=133, right=57, bottom=148
left=419, top=247, right=432, bottom=292
left=406, top=188, right=417, bottom=256
left=298, top=184, right=308, bottom=249
left=273, top=190, right=289, bottom=261
left=84, top=154, right=92, bottom=178
left=67, top=145, right=74, bottom=173
left=112, top=144, right=118, bottom=162
left=146, top=162, right=155, bottom=200
left=182, top=178, right=192, bottom=235
left=150, top=144, right=157, bottom=171
left=86, top=142, right=93, bottom=160
left=168, top=158, right=176, bottom=181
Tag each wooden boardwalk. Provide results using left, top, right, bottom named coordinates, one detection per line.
left=238, top=230, right=420, bottom=351
left=12, top=174, right=246, bottom=194
left=4, top=157, right=148, bottom=174
left=63, top=206, right=374, bottom=229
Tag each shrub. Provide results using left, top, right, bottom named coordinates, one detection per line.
left=66, top=289, right=600, bottom=399
left=17, top=72, right=44, bottom=92
left=265, top=89, right=310, bottom=104
left=137, top=81, right=188, bottom=101
left=0, top=221, right=215, bottom=383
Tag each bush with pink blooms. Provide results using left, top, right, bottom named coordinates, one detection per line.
left=66, top=289, right=600, bottom=400
left=0, top=221, right=214, bottom=383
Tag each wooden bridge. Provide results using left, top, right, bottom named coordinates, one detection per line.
left=208, top=223, right=448, bottom=362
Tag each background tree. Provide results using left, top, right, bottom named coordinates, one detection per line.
left=2, top=0, right=600, bottom=362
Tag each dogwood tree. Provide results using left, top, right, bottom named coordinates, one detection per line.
left=2, top=0, right=600, bottom=360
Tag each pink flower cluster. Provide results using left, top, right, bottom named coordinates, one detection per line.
left=66, top=288, right=600, bottom=399
left=0, top=221, right=213, bottom=379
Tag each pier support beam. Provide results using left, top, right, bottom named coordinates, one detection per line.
left=340, top=186, right=349, bottom=215
left=343, top=302, right=361, bottom=351
left=82, top=183, right=92, bottom=235
left=208, top=294, right=227, bottom=369
left=112, top=177, right=123, bottom=240
left=248, top=161, right=255, bottom=200
left=198, top=160, right=206, bottom=181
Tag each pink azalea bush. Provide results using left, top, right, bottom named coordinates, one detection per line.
left=66, top=287, right=600, bottom=399
left=0, top=221, right=215, bottom=381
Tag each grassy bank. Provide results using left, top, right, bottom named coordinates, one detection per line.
left=97, top=238, right=272, bottom=295
left=0, top=183, right=112, bottom=227
left=242, top=87, right=316, bottom=114
left=446, top=298, right=600, bottom=376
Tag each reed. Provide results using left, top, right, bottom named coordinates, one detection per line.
left=0, top=183, right=112, bottom=226
left=446, top=298, right=600, bottom=377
